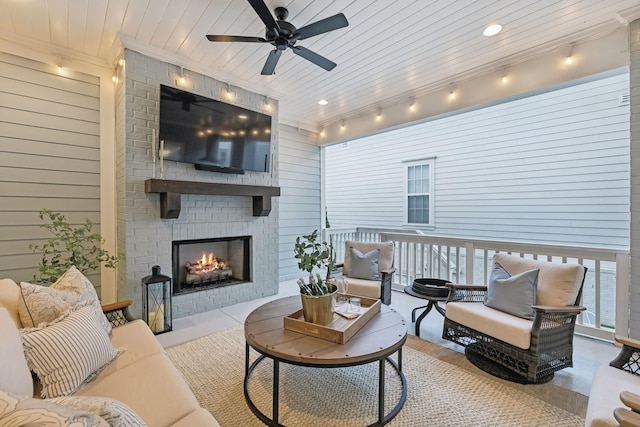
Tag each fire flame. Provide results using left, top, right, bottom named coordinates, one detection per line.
left=195, top=252, right=225, bottom=273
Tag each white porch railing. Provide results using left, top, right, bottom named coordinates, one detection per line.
left=325, top=227, right=630, bottom=342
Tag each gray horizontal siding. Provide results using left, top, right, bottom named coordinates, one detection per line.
left=278, top=124, right=321, bottom=281
left=325, top=73, right=630, bottom=248
left=0, top=52, right=102, bottom=287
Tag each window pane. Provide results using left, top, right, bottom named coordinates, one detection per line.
left=408, top=166, right=416, bottom=180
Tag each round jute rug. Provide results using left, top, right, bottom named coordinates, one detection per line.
left=166, top=326, right=584, bottom=427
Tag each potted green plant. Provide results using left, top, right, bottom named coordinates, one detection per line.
left=294, top=229, right=336, bottom=325
left=29, top=209, right=123, bottom=283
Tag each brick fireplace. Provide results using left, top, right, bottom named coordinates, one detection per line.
left=115, top=49, right=280, bottom=320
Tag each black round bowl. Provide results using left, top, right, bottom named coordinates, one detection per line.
left=411, top=278, right=452, bottom=297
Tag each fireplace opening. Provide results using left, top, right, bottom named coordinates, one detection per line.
left=172, top=236, right=251, bottom=296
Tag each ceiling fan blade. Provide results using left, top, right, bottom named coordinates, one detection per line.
left=295, top=13, right=349, bottom=40
left=261, top=50, right=282, bottom=75
left=247, top=0, right=280, bottom=32
left=291, top=46, right=337, bottom=71
left=206, top=35, right=267, bottom=43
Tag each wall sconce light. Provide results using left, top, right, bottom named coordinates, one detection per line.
left=264, top=96, right=272, bottom=111
left=226, top=83, right=236, bottom=102
left=176, top=67, right=187, bottom=87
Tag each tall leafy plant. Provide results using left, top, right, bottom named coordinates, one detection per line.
left=294, top=229, right=335, bottom=296
left=29, top=209, right=123, bottom=283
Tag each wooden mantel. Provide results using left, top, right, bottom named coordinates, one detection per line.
left=144, top=179, right=281, bottom=219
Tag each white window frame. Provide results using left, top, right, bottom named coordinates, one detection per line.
left=403, top=158, right=435, bottom=227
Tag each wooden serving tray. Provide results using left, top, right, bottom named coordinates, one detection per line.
left=283, top=295, right=381, bottom=344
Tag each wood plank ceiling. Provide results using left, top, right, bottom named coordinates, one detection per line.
left=1, top=0, right=640, bottom=130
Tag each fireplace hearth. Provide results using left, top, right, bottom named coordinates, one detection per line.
left=172, top=236, right=251, bottom=296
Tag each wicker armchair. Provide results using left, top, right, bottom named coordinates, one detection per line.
left=442, top=253, right=586, bottom=384
left=338, top=240, right=395, bottom=305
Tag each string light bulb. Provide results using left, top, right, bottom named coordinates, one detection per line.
left=501, top=67, right=508, bottom=84
left=566, top=44, right=575, bottom=65
left=449, top=88, right=456, bottom=100
left=409, top=99, right=416, bottom=112
left=340, top=120, right=346, bottom=130
left=376, top=108, right=382, bottom=121
left=57, top=65, right=62, bottom=73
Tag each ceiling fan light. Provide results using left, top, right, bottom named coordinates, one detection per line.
left=483, top=24, right=503, bottom=37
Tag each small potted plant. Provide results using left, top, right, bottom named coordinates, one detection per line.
left=294, top=230, right=336, bottom=325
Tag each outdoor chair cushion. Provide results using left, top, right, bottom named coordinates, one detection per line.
left=484, top=262, right=539, bottom=320
left=493, top=253, right=584, bottom=306
left=343, top=241, right=393, bottom=277
left=343, top=277, right=384, bottom=300
left=446, top=301, right=533, bottom=350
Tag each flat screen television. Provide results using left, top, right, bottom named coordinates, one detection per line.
left=159, top=85, right=272, bottom=174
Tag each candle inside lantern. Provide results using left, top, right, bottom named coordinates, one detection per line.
left=148, top=303, right=164, bottom=333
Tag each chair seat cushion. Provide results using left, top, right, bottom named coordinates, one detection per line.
left=343, top=277, right=381, bottom=299
left=446, top=302, right=533, bottom=350
left=585, top=365, right=640, bottom=427
left=493, top=253, right=584, bottom=306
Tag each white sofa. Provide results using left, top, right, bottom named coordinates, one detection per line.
left=0, top=278, right=219, bottom=426
left=585, top=336, right=640, bottom=427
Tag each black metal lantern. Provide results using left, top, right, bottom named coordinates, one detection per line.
left=141, top=265, right=172, bottom=334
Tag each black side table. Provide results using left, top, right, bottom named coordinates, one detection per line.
left=403, top=286, right=448, bottom=338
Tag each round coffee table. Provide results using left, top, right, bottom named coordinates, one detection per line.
left=244, top=295, right=407, bottom=426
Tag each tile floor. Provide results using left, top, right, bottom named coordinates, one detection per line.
left=157, top=279, right=620, bottom=396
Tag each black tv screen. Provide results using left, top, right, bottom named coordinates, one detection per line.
left=159, top=85, right=272, bottom=174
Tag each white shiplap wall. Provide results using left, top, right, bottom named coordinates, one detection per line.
left=325, top=72, right=630, bottom=248
left=0, top=52, right=102, bottom=286
left=278, top=124, right=322, bottom=281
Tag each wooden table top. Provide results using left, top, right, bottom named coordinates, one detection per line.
left=244, top=295, right=407, bottom=366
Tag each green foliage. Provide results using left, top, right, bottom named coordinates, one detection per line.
left=294, top=229, right=335, bottom=296
left=29, top=209, right=123, bottom=283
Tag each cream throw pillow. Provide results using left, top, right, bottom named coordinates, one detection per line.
left=0, top=307, right=33, bottom=397
left=0, top=389, right=109, bottom=426
left=21, top=306, right=124, bottom=398
left=18, top=266, right=111, bottom=334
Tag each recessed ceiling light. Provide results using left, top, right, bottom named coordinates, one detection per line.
left=483, top=24, right=503, bottom=37
left=318, top=99, right=328, bottom=105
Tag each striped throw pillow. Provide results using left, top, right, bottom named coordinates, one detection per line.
left=51, top=396, right=146, bottom=427
left=21, top=306, right=124, bottom=398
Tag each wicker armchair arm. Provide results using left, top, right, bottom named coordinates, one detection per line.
left=615, top=407, right=640, bottom=427
left=621, top=391, right=640, bottom=413
left=102, top=299, right=134, bottom=328
left=610, top=335, right=640, bottom=373
left=531, top=305, right=586, bottom=314
left=447, top=284, right=487, bottom=291
left=616, top=336, right=640, bottom=350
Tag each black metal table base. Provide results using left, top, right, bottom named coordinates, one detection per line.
left=244, top=343, right=407, bottom=427
left=411, top=300, right=446, bottom=338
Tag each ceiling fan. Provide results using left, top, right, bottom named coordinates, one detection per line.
left=206, top=0, right=349, bottom=75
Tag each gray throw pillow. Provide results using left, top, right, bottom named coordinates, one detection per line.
left=484, top=261, right=539, bottom=320
left=348, top=247, right=380, bottom=280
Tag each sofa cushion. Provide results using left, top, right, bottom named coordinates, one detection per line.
left=446, top=301, right=533, bottom=350
left=50, top=395, right=146, bottom=426
left=21, top=306, right=123, bottom=398
left=585, top=365, right=640, bottom=427
left=172, top=408, right=221, bottom=427
left=348, top=247, right=380, bottom=280
left=0, top=307, right=33, bottom=397
left=493, top=253, right=584, bottom=306
left=0, top=278, right=21, bottom=328
left=94, top=320, right=165, bottom=379
left=484, top=262, right=539, bottom=320
left=74, top=353, right=201, bottom=427
left=343, top=241, right=393, bottom=277
left=0, top=389, right=108, bottom=426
